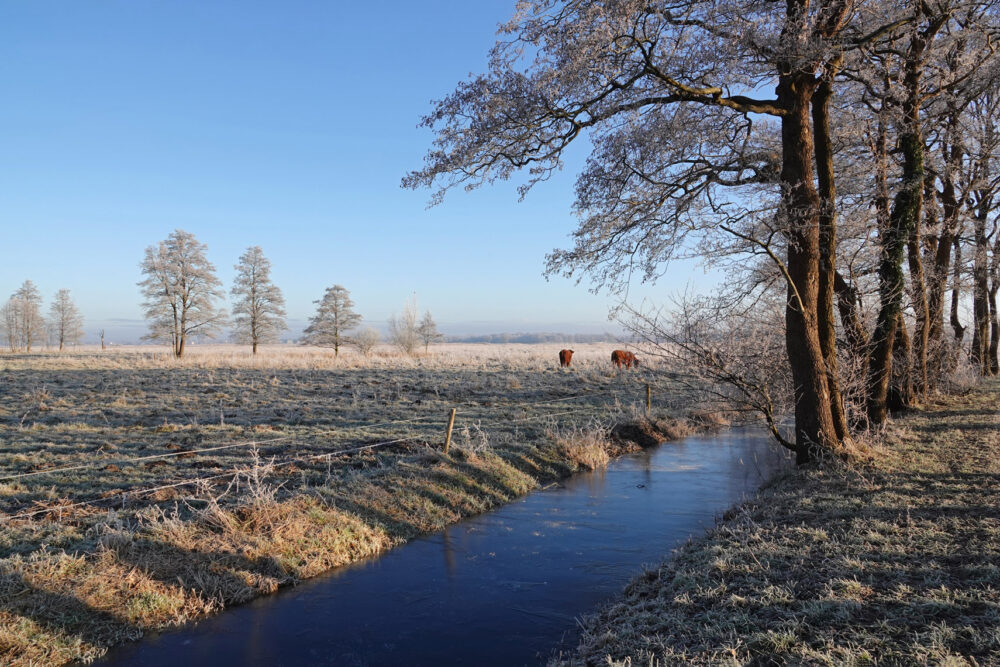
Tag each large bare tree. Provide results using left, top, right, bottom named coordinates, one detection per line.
left=404, top=0, right=917, bottom=462
left=138, top=229, right=227, bottom=358
left=231, top=246, right=287, bottom=355
left=48, top=289, right=84, bottom=351
left=302, top=285, right=361, bottom=356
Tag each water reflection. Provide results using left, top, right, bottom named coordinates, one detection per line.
left=100, top=428, right=791, bottom=667
left=441, top=530, right=457, bottom=579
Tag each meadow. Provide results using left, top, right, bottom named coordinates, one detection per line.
left=0, top=343, right=701, bottom=665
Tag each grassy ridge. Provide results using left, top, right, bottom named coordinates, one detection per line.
left=562, top=381, right=1000, bottom=665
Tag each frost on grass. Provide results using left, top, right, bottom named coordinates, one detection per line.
left=0, top=343, right=694, bottom=665
left=561, top=381, right=1000, bottom=665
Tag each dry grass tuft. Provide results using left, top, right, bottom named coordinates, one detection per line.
left=686, top=408, right=732, bottom=429
left=547, top=420, right=614, bottom=471
left=610, top=415, right=694, bottom=449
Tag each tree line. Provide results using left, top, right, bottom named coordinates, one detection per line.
left=1, top=281, right=84, bottom=352
left=405, top=0, right=1000, bottom=463
left=137, top=228, right=442, bottom=358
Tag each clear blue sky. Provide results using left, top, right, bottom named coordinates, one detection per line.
left=0, top=1, right=712, bottom=340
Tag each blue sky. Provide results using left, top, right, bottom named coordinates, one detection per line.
left=0, top=1, right=713, bottom=340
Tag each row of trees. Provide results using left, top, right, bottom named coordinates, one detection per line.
left=1, top=281, right=84, bottom=352
left=138, top=229, right=442, bottom=357
left=300, top=288, right=442, bottom=356
left=406, top=0, right=1000, bottom=463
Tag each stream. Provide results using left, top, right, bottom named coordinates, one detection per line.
left=99, top=428, right=792, bottom=666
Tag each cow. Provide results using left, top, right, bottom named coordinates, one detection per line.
left=611, top=349, right=639, bottom=369
left=559, top=349, right=574, bottom=367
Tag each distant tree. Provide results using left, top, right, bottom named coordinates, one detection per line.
left=48, top=289, right=84, bottom=351
left=302, top=285, right=361, bottom=356
left=99, top=329, right=106, bottom=350
left=17, top=281, right=45, bottom=352
left=231, top=246, right=287, bottom=355
left=1, top=280, right=45, bottom=352
left=352, top=326, right=381, bottom=356
left=138, top=229, right=227, bottom=358
left=1, top=300, right=17, bottom=352
left=388, top=295, right=419, bottom=356
left=416, top=310, right=443, bottom=353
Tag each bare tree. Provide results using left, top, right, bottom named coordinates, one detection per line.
left=416, top=310, right=444, bottom=353
left=99, top=329, right=106, bottom=350
left=48, top=289, right=84, bottom=351
left=627, top=294, right=796, bottom=451
left=138, top=229, right=227, bottom=358
left=231, top=246, right=287, bottom=355
left=403, top=0, right=927, bottom=462
left=352, top=326, right=381, bottom=356
left=1, top=280, right=45, bottom=352
left=302, top=285, right=361, bottom=356
left=1, top=300, right=17, bottom=352
left=388, top=295, right=419, bottom=356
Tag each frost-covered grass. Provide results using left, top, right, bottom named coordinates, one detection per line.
left=1, top=342, right=637, bottom=371
left=0, top=343, right=696, bottom=665
left=560, top=380, right=1000, bottom=666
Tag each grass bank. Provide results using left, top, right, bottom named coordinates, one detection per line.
left=0, top=345, right=703, bottom=665
left=561, top=380, right=1000, bottom=665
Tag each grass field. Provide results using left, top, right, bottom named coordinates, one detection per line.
left=0, top=343, right=698, bottom=665
left=561, top=380, right=1000, bottom=665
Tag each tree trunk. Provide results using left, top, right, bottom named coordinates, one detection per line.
left=990, top=229, right=1000, bottom=373
left=927, top=178, right=958, bottom=383
left=866, top=118, right=903, bottom=426
left=778, top=69, right=839, bottom=463
left=928, top=113, right=964, bottom=384
left=889, top=311, right=913, bottom=412
left=990, top=284, right=999, bottom=374
left=907, top=204, right=930, bottom=396
left=834, top=271, right=869, bottom=360
left=867, top=33, right=926, bottom=424
left=252, top=340, right=258, bottom=355
left=952, top=235, right=966, bottom=342
left=972, top=211, right=990, bottom=374
left=812, top=69, right=851, bottom=443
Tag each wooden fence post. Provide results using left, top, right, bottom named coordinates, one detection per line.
left=444, top=407, right=457, bottom=454
left=646, top=383, right=651, bottom=414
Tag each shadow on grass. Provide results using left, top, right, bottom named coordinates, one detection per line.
left=104, top=537, right=291, bottom=607
left=326, top=495, right=426, bottom=539
left=0, top=571, right=141, bottom=650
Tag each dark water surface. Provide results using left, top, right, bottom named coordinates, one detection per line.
left=100, top=429, right=791, bottom=667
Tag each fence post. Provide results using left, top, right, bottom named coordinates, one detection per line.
left=646, top=383, right=651, bottom=414
left=444, top=407, right=457, bottom=454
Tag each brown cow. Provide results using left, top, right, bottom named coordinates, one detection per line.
left=611, top=349, right=638, bottom=369
left=559, top=349, right=574, bottom=367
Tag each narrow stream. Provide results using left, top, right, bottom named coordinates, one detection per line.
left=100, top=428, right=792, bottom=666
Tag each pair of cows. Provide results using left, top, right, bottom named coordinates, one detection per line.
left=558, top=349, right=639, bottom=369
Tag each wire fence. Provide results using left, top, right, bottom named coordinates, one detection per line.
left=1, top=383, right=657, bottom=523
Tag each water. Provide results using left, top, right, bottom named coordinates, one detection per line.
left=99, top=428, right=791, bottom=666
